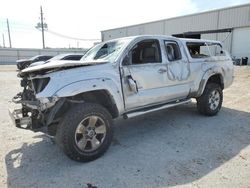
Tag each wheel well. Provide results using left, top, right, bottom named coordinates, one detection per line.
left=207, top=74, right=224, bottom=89
left=68, top=90, right=119, bottom=118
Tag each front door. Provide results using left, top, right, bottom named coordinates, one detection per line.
left=122, top=39, right=166, bottom=110
left=121, top=39, right=190, bottom=111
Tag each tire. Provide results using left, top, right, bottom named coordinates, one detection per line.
left=56, top=103, right=113, bottom=162
left=196, top=83, right=223, bottom=116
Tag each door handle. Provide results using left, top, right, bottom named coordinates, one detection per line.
left=127, top=76, right=138, bottom=93
left=158, top=68, right=167, bottom=74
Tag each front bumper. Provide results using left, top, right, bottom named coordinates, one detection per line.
left=8, top=108, right=32, bottom=129
left=10, top=89, right=63, bottom=134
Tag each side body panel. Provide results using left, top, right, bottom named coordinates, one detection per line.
left=180, top=40, right=234, bottom=97
left=34, top=63, right=125, bottom=115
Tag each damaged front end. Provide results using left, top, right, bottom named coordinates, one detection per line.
left=9, top=72, right=64, bottom=135
left=9, top=60, right=108, bottom=135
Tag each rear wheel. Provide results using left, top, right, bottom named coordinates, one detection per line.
left=56, top=103, right=113, bottom=162
left=196, top=83, right=223, bottom=116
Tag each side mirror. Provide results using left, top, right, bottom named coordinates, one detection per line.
left=127, top=76, right=138, bottom=93
left=122, top=55, right=130, bottom=66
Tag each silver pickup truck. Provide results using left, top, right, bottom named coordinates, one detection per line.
left=10, top=35, right=234, bottom=162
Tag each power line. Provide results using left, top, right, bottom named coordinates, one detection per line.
left=45, top=29, right=101, bottom=41
left=0, top=17, right=101, bottom=48
left=0, top=19, right=35, bottom=31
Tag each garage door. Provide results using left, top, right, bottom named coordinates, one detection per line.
left=232, top=27, right=250, bottom=64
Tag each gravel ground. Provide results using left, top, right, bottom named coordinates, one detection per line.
left=0, top=65, right=250, bottom=188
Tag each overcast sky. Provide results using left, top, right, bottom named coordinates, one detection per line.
left=0, top=0, right=249, bottom=49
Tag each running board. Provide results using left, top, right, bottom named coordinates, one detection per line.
left=124, top=99, right=192, bottom=119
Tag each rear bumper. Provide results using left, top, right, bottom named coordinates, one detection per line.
left=8, top=108, right=32, bottom=129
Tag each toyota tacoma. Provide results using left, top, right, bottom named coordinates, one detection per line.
left=9, top=35, right=234, bottom=162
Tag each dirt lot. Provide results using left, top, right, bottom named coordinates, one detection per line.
left=0, top=65, right=250, bottom=188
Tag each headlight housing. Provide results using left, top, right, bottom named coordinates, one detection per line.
left=32, top=77, right=50, bottom=93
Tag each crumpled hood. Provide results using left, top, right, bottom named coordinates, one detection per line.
left=21, top=60, right=108, bottom=74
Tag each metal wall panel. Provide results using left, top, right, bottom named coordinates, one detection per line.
left=164, top=12, right=218, bottom=35
left=201, top=33, right=232, bottom=53
left=201, top=33, right=217, bottom=40
left=102, top=4, right=250, bottom=41
left=126, top=26, right=144, bottom=36
left=231, top=27, right=250, bottom=61
left=218, top=5, right=250, bottom=29
left=103, top=28, right=127, bottom=41
left=143, top=21, right=165, bottom=35
left=217, top=32, right=232, bottom=53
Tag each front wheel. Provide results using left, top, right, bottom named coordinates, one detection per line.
left=196, top=83, right=223, bottom=116
left=56, top=103, right=113, bottom=162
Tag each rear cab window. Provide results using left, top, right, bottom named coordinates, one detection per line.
left=186, top=41, right=228, bottom=61
left=187, top=42, right=210, bottom=59
left=206, top=42, right=228, bottom=60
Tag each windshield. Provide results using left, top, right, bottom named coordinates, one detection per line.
left=81, top=39, right=131, bottom=62
left=49, top=54, right=68, bottom=61
left=29, top=55, right=40, bottom=61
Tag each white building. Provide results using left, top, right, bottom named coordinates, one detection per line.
left=101, top=4, right=250, bottom=61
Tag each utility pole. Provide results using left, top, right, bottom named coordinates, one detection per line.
left=2, top=34, right=5, bottom=48
left=36, top=6, right=47, bottom=49
left=7, top=19, right=12, bottom=48
left=40, top=6, right=45, bottom=49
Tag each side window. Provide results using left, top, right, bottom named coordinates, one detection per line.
left=39, top=56, right=46, bottom=61
left=206, top=43, right=226, bottom=57
left=186, top=42, right=210, bottom=59
left=62, top=56, right=71, bottom=60
left=130, top=40, right=161, bottom=65
left=40, top=56, right=50, bottom=61
left=66, top=55, right=82, bottom=60
left=164, top=41, right=182, bottom=61
left=63, top=55, right=82, bottom=60
left=33, top=57, right=39, bottom=61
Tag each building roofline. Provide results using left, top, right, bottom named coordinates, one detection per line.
left=101, top=3, right=250, bottom=32
left=103, top=35, right=221, bottom=44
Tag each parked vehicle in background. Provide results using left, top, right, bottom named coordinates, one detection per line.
left=29, top=53, right=85, bottom=67
left=16, top=55, right=53, bottom=70
left=10, top=35, right=234, bottom=162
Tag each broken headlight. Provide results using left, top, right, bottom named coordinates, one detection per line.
left=32, top=77, right=50, bottom=93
